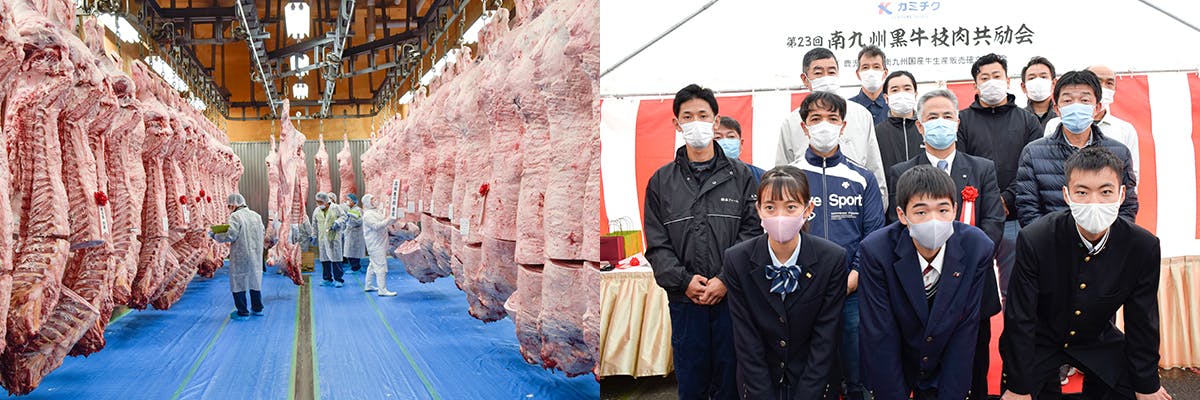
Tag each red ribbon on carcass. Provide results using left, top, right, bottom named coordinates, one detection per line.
left=94, top=191, right=108, bottom=207
left=479, top=183, right=490, bottom=197
left=206, top=196, right=212, bottom=203
left=180, top=196, right=188, bottom=204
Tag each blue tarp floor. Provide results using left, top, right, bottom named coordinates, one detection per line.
left=18, top=258, right=599, bottom=400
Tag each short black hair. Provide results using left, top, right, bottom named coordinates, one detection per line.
left=895, top=165, right=957, bottom=212
left=882, top=70, right=917, bottom=93
left=970, top=53, right=1007, bottom=80
left=803, top=47, right=837, bottom=73
left=800, top=91, right=847, bottom=120
left=718, top=116, right=742, bottom=135
left=1065, top=147, right=1125, bottom=185
left=1053, top=70, right=1102, bottom=104
left=1020, top=56, right=1056, bottom=82
left=673, top=84, right=718, bottom=117
left=857, top=45, right=887, bottom=68
left=758, top=165, right=812, bottom=205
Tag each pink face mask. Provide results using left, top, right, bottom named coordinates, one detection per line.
left=761, top=215, right=806, bottom=243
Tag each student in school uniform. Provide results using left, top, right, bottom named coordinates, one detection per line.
left=722, top=165, right=849, bottom=399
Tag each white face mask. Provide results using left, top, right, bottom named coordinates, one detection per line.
left=1064, top=187, right=1123, bottom=235
left=906, top=217, right=954, bottom=250
left=978, top=79, right=1009, bottom=105
left=888, top=91, right=916, bottom=115
left=806, top=122, right=842, bottom=153
left=1101, top=87, right=1115, bottom=107
left=860, top=70, right=884, bottom=93
left=1025, top=78, right=1052, bottom=102
left=809, top=75, right=840, bottom=93
left=680, top=120, right=714, bottom=149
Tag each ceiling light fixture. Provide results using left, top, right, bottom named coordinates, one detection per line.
left=284, top=0, right=311, bottom=40
left=294, top=82, right=310, bottom=99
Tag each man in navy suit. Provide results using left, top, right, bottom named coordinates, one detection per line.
left=885, top=89, right=1005, bottom=399
left=859, top=165, right=995, bottom=399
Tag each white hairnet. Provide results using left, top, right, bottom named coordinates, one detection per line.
left=315, top=192, right=330, bottom=203
left=361, top=194, right=376, bottom=210
left=227, top=193, right=247, bottom=206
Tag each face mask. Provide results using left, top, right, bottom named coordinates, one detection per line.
left=761, top=214, right=806, bottom=243
left=860, top=70, right=884, bottom=93
left=806, top=122, right=842, bottom=153
left=680, top=120, right=714, bottom=148
left=921, top=118, right=958, bottom=150
left=1101, top=88, right=1115, bottom=106
left=888, top=91, right=916, bottom=115
left=978, top=79, right=1009, bottom=105
left=1059, top=103, right=1095, bottom=134
left=906, top=218, right=954, bottom=250
left=1064, top=187, right=1122, bottom=234
left=716, top=138, right=741, bottom=159
left=809, top=75, right=840, bottom=93
left=1025, top=78, right=1052, bottom=102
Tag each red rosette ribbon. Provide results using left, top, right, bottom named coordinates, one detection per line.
left=94, top=191, right=108, bottom=207
left=960, top=186, right=978, bottom=226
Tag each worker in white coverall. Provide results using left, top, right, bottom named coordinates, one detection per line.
left=341, top=193, right=367, bottom=273
left=209, top=193, right=265, bottom=320
left=312, top=192, right=347, bottom=287
left=360, top=194, right=397, bottom=296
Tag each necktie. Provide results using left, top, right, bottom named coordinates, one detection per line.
left=923, top=263, right=940, bottom=300
left=936, top=159, right=949, bottom=174
left=764, top=264, right=802, bottom=295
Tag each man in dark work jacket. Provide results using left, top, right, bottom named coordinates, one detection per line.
left=999, top=147, right=1170, bottom=400
left=644, top=84, right=763, bottom=400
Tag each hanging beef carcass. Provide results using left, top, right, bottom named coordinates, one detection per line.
left=314, top=133, right=333, bottom=194
left=337, top=134, right=356, bottom=199
left=129, top=60, right=174, bottom=309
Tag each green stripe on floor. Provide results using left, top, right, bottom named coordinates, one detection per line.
left=169, top=311, right=233, bottom=400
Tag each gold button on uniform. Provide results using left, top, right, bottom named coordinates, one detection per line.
left=1074, top=310, right=1082, bottom=316
left=1063, top=343, right=1070, bottom=349
left=1070, top=331, right=1076, bottom=336
left=1079, top=283, right=1087, bottom=290
left=926, top=336, right=934, bottom=343
left=1084, top=256, right=1091, bottom=262
left=780, top=340, right=787, bottom=348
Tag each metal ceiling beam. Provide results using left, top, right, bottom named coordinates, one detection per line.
left=266, top=36, right=335, bottom=60
left=157, top=6, right=236, bottom=20
left=319, top=0, right=357, bottom=116
left=234, top=0, right=279, bottom=115
left=341, top=29, right=418, bottom=58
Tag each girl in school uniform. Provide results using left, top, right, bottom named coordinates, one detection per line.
left=721, top=165, right=849, bottom=400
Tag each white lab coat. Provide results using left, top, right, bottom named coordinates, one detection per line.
left=311, top=205, right=346, bottom=262
left=361, top=197, right=396, bottom=291
left=213, top=207, right=265, bottom=292
left=342, top=205, right=367, bottom=258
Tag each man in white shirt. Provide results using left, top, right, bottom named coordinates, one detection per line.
left=777, top=47, right=887, bottom=203
left=1042, top=65, right=1140, bottom=181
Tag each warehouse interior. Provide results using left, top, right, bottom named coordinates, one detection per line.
left=0, top=0, right=599, bottom=397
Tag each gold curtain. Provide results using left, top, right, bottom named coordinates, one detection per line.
left=599, top=269, right=673, bottom=377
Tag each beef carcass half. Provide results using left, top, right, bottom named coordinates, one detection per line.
left=314, top=134, right=333, bottom=194
left=4, top=9, right=76, bottom=350
left=472, top=237, right=517, bottom=322
left=337, top=134, right=357, bottom=199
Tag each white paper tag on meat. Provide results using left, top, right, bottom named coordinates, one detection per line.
left=162, top=216, right=169, bottom=233
left=182, top=206, right=190, bottom=224
left=407, top=201, right=415, bottom=213
left=460, top=218, right=469, bottom=237
left=448, top=204, right=454, bottom=220
left=419, top=200, right=423, bottom=214
left=429, top=199, right=436, bottom=215
left=98, top=206, right=110, bottom=234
